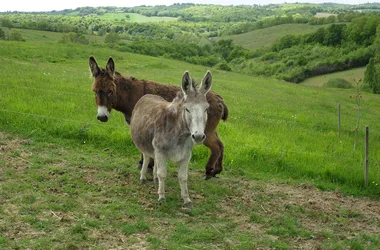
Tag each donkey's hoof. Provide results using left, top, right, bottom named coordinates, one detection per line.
left=158, top=197, right=166, bottom=203
left=140, top=179, right=147, bottom=184
left=204, top=174, right=213, bottom=180
left=213, top=169, right=222, bottom=176
left=182, top=201, right=193, bottom=210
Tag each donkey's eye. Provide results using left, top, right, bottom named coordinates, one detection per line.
left=185, top=108, right=190, bottom=113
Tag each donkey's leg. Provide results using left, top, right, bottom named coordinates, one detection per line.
left=155, top=154, right=167, bottom=202
left=203, top=132, right=222, bottom=180
left=140, top=153, right=151, bottom=184
left=138, top=154, right=154, bottom=173
left=177, top=154, right=192, bottom=208
left=153, top=160, right=158, bottom=183
left=213, top=132, right=225, bottom=176
left=138, top=154, right=143, bottom=169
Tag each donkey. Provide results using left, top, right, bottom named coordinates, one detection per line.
left=89, top=56, right=228, bottom=179
left=131, top=70, right=211, bottom=207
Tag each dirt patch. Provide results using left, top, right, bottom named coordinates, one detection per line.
left=0, top=132, right=32, bottom=176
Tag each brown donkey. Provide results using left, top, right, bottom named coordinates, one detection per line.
left=131, top=70, right=212, bottom=207
left=89, top=56, right=228, bottom=179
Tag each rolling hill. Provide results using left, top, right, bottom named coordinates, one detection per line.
left=218, top=23, right=328, bottom=50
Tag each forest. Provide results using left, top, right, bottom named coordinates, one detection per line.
left=1, top=3, right=380, bottom=84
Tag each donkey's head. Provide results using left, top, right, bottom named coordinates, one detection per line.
left=181, top=70, right=212, bottom=144
left=89, top=56, right=117, bottom=122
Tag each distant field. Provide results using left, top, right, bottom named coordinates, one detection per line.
left=1, top=27, right=105, bottom=43
left=1, top=27, right=62, bottom=42
left=93, top=13, right=178, bottom=22
left=219, top=23, right=327, bottom=50
left=314, top=12, right=337, bottom=18
left=301, top=67, right=366, bottom=87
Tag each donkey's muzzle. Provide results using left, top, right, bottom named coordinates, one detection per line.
left=97, top=115, right=108, bottom=122
left=192, top=133, right=206, bottom=144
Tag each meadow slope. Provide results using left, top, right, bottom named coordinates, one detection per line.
left=218, top=23, right=327, bottom=50
left=0, top=39, right=380, bottom=248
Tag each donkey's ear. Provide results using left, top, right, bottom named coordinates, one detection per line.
left=106, top=57, right=115, bottom=75
left=89, top=56, right=100, bottom=77
left=199, top=70, right=212, bottom=95
left=181, top=71, right=193, bottom=96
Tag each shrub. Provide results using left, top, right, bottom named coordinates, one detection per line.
left=324, top=78, right=352, bottom=89
left=59, top=32, right=89, bottom=44
left=216, top=61, right=232, bottom=71
left=0, top=28, right=5, bottom=40
left=104, top=32, right=121, bottom=44
left=8, top=30, right=25, bottom=41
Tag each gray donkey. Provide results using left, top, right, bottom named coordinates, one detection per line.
left=130, top=70, right=212, bottom=208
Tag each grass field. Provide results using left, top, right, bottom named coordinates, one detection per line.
left=219, top=23, right=327, bottom=50
left=0, top=37, right=380, bottom=248
left=93, top=13, right=178, bottom=22
left=0, top=27, right=105, bottom=44
left=314, top=12, right=338, bottom=18
left=301, top=67, right=366, bottom=87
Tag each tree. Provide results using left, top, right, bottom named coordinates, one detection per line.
left=272, top=34, right=300, bottom=51
left=0, top=18, right=13, bottom=28
left=60, top=32, right=89, bottom=44
left=324, top=24, right=346, bottom=46
left=374, top=24, right=380, bottom=63
left=363, top=58, right=379, bottom=93
left=0, top=28, right=5, bottom=40
left=8, top=30, right=25, bottom=41
left=104, top=32, right=121, bottom=44
left=374, top=66, right=380, bottom=94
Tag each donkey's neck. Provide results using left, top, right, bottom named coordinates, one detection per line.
left=112, top=74, right=145, bottom=124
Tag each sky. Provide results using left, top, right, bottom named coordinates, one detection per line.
left=0, top=0, right=379, bottom=12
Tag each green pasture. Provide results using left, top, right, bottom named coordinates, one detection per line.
left=301, top=67, right=366, bottom=87
left=94, top=12, right=178, bottom=22
left=219, top=23, right=327, bottom=50
left=0, top=39, right=380, bottom=248
left=0, top=27, right=105, bottom=44
left=0, top=39, right=380, bottom=195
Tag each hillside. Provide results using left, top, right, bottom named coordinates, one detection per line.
left=217, top=23, right=327, bottom=50
left=1, top=29, right=380, bottom=248
left=1, top=3, right=379, bottom=83
left=301, top=67, right=366, bottom=87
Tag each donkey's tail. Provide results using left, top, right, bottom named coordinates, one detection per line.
left=221, top=101, right=229, bottom=121
left=217, top=95, right=229, bottom=121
